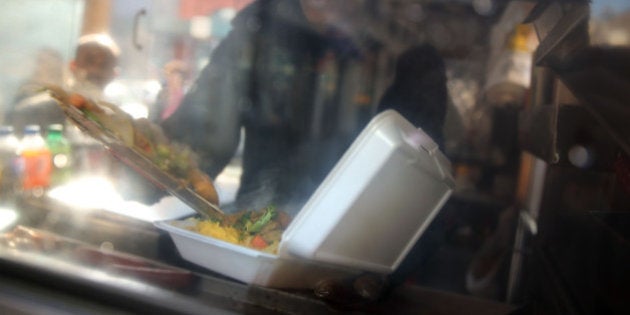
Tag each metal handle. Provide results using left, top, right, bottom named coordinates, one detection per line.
left=133, top=8, right=147, bottom=51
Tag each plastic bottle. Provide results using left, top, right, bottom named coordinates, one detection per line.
left=484, top=22, right=536, bottom=107
left=19, top=125, right=51, bottom=195
left=46, top=124, right=73, bottom=186
left=0, top=125, right=20, bottom=197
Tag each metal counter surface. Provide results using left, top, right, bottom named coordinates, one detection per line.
left=0, top=196, right=519, bottom=315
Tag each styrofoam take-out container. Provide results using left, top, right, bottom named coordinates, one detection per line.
left=155, top=110, right=455, bottom=288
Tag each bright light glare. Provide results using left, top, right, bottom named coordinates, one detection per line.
left=0, top=207, right=18, bottom=230
left=218, top=8, right=236, bottom=20
left=48, top=176, right=122, bottom=210
left=190, top=15, right=211, bottom=39
left=47, top=176, right=194, bottom=222
left=144, top=80, right=162, bottom=96
left=103, top=81, right=126, bottom=99
left=120, top=102, right=149, bottom=119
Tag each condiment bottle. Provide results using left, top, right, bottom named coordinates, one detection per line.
left=19, top=125, right=51, bottom=196
left=46, top=124, right=73, bottom=186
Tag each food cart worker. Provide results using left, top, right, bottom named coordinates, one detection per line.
left=66, top=33, right=120, bottom=100
left=8, top=33, right=120, bottom=135
left=159, top=0, right=448, bottom=214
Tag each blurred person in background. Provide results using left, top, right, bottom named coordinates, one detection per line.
left=11, top=48, right=65, bottom=108
left=66, top=33, right=120, bottom=99
left=7, top=48, right=65, bottom=136
left=160, top=0, right=448, bottom=215
left=63, top=33, right=121, bottom=177
left=149, top=60, right=191, bottom=122
left=7, top=33, right=120, bottom=135
left=5, top=33, right=122, bottom=187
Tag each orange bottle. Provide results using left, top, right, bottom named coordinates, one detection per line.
left=19, top=125, right=52, bottom=192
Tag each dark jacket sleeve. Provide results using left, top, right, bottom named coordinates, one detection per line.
left=160, top=26, right=254, bottom=178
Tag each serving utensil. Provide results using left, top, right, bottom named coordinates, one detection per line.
left=49, top=87, right=224, bottom=220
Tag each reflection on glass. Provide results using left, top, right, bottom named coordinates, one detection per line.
left=0, top=206, right=18, bottom=230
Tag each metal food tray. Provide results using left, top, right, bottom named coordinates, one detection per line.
left=59, top=102, right=222, bottom=219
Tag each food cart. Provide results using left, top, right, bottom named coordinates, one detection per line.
left=0, top=0, right=628, bottom=314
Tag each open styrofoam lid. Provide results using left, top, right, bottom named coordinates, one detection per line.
left=278, top=110, right=454, bottom=274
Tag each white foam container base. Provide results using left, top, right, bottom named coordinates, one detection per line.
left=156, top=220, right=361, bottom=288
left=155, top=110, right=454, bottom=288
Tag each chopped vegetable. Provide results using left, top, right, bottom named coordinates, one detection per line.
left=250, top=235, right=268, bottom=249
left=245, top=206, right=276, bottom=234
left=233, top=211, right=251, bottom=231
left=193, top=205, right=290, bottom=253
left=68, top=93, right=87, bottom=109
left=83, top=111, right=101, bottom=124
